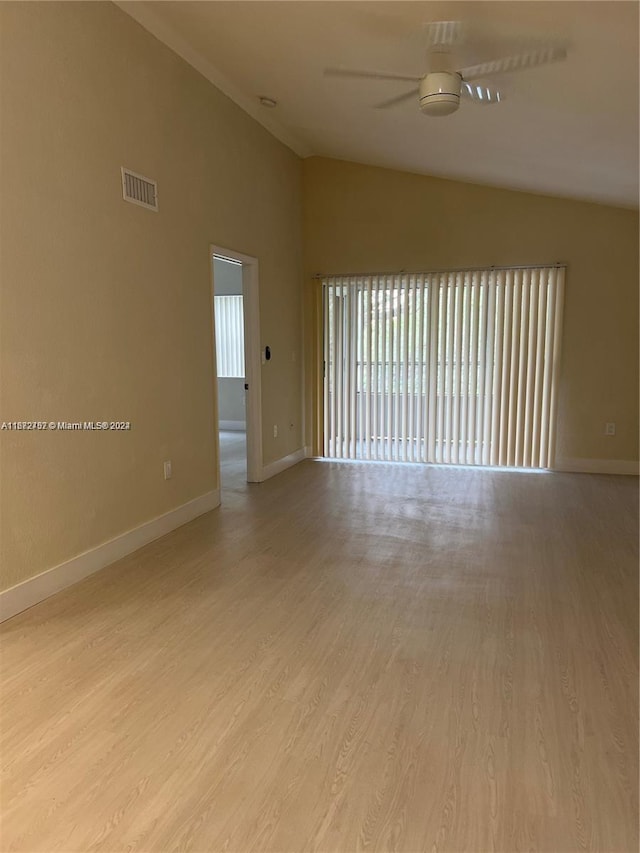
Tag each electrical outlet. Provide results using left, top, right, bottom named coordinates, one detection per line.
left=163, top=460, right=172, bottom=479
left=605, top=422, right=616, bottom=436
left=273, top=425, right=278, bottom=438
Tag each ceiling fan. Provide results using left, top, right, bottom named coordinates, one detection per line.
left=325, top=21, right=567, bottom=116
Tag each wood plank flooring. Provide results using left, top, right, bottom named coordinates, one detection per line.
left=219, top=430, right=247, bottom=492
left=1, top=460, right=638, bottom=852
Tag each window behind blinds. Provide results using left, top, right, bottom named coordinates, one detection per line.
left=215, top=295, right=245, bottom=378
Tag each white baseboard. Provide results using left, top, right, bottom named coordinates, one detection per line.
left=261, top=448, right=306, bottom=482
left=554, top=457, right=639, bottom=475
left=0, top=489, right=220, bottom=623
left=219, top=420, right=246, bottom=431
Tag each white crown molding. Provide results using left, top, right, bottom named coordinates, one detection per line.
left=115, top=1, right=312, bottom=159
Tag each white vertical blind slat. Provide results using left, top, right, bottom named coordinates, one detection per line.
left=427, top=277, right=438, bottom=463
left=364, top=280, right=372, bottom=460
left=393, top=276, right=402, bottom=461
left=415, top=276, right=426, bottom=463
left=323, top=284, right=330, bottom=457
left=482, top=272, right=496, bottom=466
left=401, top=279, right=411, bottom=461
left=372, top=277, right=380, bottom=459
left=523, top=269, right=539, bottom=467
left=506, top=270, right=522, bottom=466
left=349, top=279, right=358, bottom=459
left=380, top=276, right=387, bottom=460
left=514, top=271, right=530, bottom=467
left=383, top=278, right=392, bottom=461
left=343, top=279, right=351, bottom=459
left=443, top=275, right=455, bottom=464
left=498, top=271, right=513, bottom=466
left=335, top=285, right=344, bottom=459
left=436, top=279, right=446, bottom=463
left=547, top=268, right=565, bottom=468
left=490, top=271, right=505, bottom=466
left=234, top=300, right=242, bottom=376
left=451, top=274, right=463, bottom=464
left=330, top=281, right=337, bottom=457
left=405, top=277, right=415, bottom=461
left=531, top=274, right=548, bottom=467
left=467, top=271, right=480, bottom=465
left=539, top=268, right=557, bottom=468
left=475, top=271, right=489, bottom=465
left=459, top=273, right=471, bottom=465
left=355, top=283, right=362, bottom=459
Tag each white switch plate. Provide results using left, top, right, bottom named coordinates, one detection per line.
left=164, top=460, right=172, bottom=479
left=273, top=425, right=278, bottom=438
left=605, top=422, right=616, bottom=436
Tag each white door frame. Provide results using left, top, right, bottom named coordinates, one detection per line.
left=211, top=244, right=263, bottom=484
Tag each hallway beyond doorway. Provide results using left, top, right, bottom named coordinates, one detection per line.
left=219, top=429, right=247, bottom=493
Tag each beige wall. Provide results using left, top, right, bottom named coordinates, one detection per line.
left=0, top=2, right=302, bottom=591
left=302, top=157, right=639, bottom=466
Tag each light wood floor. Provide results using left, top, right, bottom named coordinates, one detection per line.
left=219, top=429, right=247, bottom=493
left=1, top=460, right=638, bottom=852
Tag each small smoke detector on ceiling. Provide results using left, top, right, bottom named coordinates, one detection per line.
left=259, top=96, right=277, bottom=108
left=121, top=167, right=158, bottom=212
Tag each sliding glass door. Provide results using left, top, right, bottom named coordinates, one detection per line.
left=321, top=266, right=564, bottom=469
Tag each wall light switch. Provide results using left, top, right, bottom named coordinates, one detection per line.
left=273, top=425, right=278, bottom=438
left=605, top=422, right=616, bottom=436
left=164, top=460, right=172, bottom=479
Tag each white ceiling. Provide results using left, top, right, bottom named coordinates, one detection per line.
left=120, top=1, right=639, bottom=208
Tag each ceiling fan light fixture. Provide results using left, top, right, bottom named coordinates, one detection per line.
left=324, top=21, right=565, bottom=118
left=419, top=72, right=461, bottom=116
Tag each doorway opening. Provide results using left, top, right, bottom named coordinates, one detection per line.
left=211, top=247, right=263, bottom=492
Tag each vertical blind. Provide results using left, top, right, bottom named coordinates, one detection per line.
left=322, top=266, right=564, bottom=469
left=215, top=295, right=245, bottom=378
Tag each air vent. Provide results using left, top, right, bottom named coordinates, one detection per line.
left=121, top=167, right=158, bottom=212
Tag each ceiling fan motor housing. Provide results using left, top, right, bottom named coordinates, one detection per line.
left=420, top=72, right=461, bottom=116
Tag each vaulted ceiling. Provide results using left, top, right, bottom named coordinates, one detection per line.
left=120, top=1, right=639, bottom=208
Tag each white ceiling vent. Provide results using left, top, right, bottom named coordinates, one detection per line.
left=121, top=167, right=158, bottom=212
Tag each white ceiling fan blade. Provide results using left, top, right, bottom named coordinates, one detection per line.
left=425, top=20, right=468, bottom=49
left=459, top=44, right=567, bottom=81
left=461, top=81, right=504, bottom=104
left=324, top=67, right=422, bottom=84
left=374, top=89, right=420, bottom=110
